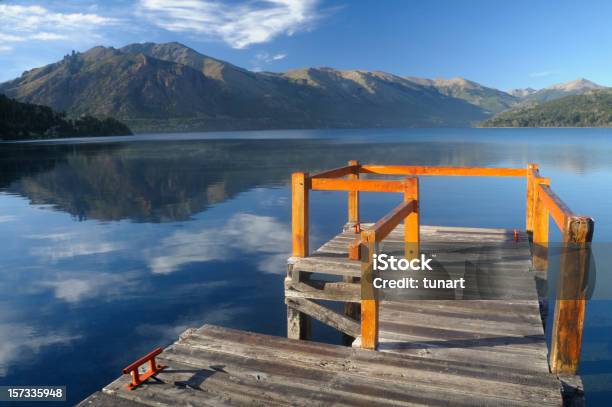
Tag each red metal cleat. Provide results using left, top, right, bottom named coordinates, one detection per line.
left=122, top=347, right=166, bottom=390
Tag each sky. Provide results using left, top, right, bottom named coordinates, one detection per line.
left=1, top=0, right=612, bottom=89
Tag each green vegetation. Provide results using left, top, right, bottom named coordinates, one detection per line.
left=480, top=90, right=612, bottom=127
left=0, top=94, right=132, bottom=140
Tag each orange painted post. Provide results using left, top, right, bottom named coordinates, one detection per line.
left=348, top=160, right=360, bottom=228
left=403, top=177, right=420, bottom=260
left=344, top=160, right=361, bottom=340
left=360, top=230, right=378, bottom=350
left=550, top=216, right=594, bottom=374
left=292, top=172, right=309, bottom=257
left=526, top=163, right=539, bottom=234
left=532, top=178, right=551, bottom=270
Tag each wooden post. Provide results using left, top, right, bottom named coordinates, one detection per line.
left=526, top=163, right=539, bottom=234
left=550, top=216, right=594, bottom=374
left=344, top=161, right=361, bottom=343
left=348, top=160, right=360, bottom=228
left=289, top=172, right=311, bottom=340
left=532, top=178, right=550, bottom=271
left=287, top=302, right=311, bottom=340
left=403, top=176, right=420, bottom=260
left=360, top=230, right=378, bottom=350
left=292, top=172, right=309, bottom=257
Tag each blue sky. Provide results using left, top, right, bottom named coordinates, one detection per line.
left=1, top=0, right=612, bottom=89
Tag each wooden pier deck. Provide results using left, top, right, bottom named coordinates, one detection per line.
left=81, top=321, right=561, bottom=407
left=81, top=226, right=563, bottom=407
left=80, top=163, right=593, bottom=406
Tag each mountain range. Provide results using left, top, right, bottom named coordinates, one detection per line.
left=0, top=42, right=608, bottom=132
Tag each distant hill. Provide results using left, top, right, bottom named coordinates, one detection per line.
left=423, top=77, right=518, bottom=114
left=0, top=42, right=502, bottom=132
left=480, top=89, right=612, bottom=127
left=520, top=78, right=606, bottom=104
left=0, top=94, right=132, bottom=140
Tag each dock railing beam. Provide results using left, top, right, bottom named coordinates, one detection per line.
left=526, top=163, right=539, bottom=234
left=347, top=160, right=360, bottom=228
left=403, top=176, right=420, bottom=260
left=532, top=177, right=551, bottom=271
left=550, top=216, right=594, bottom=374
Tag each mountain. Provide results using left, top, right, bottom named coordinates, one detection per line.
left=480, top=89, right=612, bottom=127
left=0, top=94, right=132, bottom=140
left=521, top=78, right=606, bottom=104
left=419, top=77, right=518, bottom=114
left=0, top=42, right=498, bottom=131
left=508, top=88, right=537, bottom=98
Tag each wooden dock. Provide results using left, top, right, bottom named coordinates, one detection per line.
left=80, top=320, right=563, bottom=406
left=80, top=163, right=593, bottom=406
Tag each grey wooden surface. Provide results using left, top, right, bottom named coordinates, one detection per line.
left=80, top=225, right=564, bottom=406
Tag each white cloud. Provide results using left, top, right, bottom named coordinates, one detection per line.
left=0, top=215, right=18, bottom=223
left=39, top=271, right=140, bottom=303
left=0, top=323, right=80, bottom=376
left=30, top=32, right=69, bottom=41
left=252, top=51, right=288, bottom=71
left=30, top=241, right=121, bottom=261
left=135, top=303, right=248, bottom=342
left=148, top=213, right=290, bottom=274
left=139, top=0, right=321, bottom=48
left=27, top=230, right=123, bottom=261
left=0, top=4, right=118, bottom=45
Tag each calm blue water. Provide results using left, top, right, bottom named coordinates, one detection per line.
left=0, top=128, right=611, bottom=405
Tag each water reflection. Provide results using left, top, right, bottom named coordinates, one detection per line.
left=0, top=128, right=611, bottom=404
left=3, top=129, right=612, bottom=223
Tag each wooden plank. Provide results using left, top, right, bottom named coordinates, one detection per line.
left=181, top=325, right=562, bottom=404
left=291, top=172, right=309, bottom=257
left=291, top=256, right=360, bottom=277
left=285, top=278, right=361, bottom=302
left=537, top=184, right=574, bottom=231
left=192, top=325, right=556, bottom=387
left=360, top=165, right=527, bottom=177
left=310, top=178, right=404, bottom=192
left=77, top=392, right=148, bottom=407
left=163, top=344, right=549, bottom=407
left=285, top=297, right=361, bottom=337
left=550, top=216, right=594, bottom=374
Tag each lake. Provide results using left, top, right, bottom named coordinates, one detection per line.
left=0, top=128, right=611, bottom=405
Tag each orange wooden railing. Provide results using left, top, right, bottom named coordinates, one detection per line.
left=291, top=161, right=593, bottom=374
left=528, top=165, right=594, bottom=374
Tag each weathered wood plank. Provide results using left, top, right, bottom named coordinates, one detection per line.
left=77, top=392, right=148, bottom=407
left=285, top=278, right=361, bottom=302
left=175, top=325, right=561, bottom=404
left=285, top=297, right=360, bottom=337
